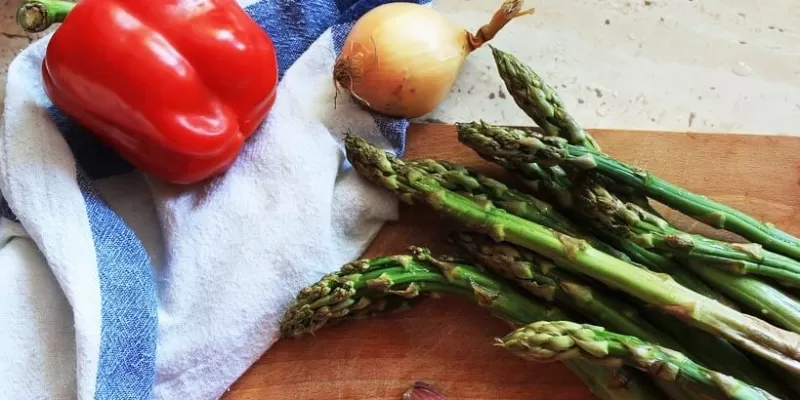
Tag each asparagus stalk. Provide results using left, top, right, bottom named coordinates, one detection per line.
left=488, top=47, right=676, bottom=230
left=344, top=134, right=800, bottom=377
left=489, top=43, right=631, bottom=215
left=451, top=231, right=682, bottom=350
left=489, top=45, right=601, bottom=151
left=485, top=44, right=600, bottom=209
left=280, top=247, right=668, bottom=400
left=537, top=172, right=799, bottom=396
left=409, top=154, right=787, bottom=395
left=456, top=121, right=800, bottom=261
left=496, top=321, right=782, bottom=400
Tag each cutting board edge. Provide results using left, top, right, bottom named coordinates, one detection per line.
left=407, top=122, right=800, bottom=140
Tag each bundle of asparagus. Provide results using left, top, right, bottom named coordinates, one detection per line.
left=278, top=45, right=800, bottom=399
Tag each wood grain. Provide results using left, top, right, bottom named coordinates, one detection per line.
left=222, top=124, right=800, bottom=400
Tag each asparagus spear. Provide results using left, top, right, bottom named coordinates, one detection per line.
left=280, top=247, right=668, bottom=400
left=280, top=250, right=559, bottom=338
left=488, top=43, right=625, bottom=213
left=548, top=172, right=800, bottom=331
left=544, top=172, right=799, bottom=396
left=488, top=45, right=601, bottom=151
left=451, top=231, right=682, bottom=350
left=459, top=119, right=800, bottom=324
left=483, top=44, right=599, bottom=208
left=496, top=321, right=782, bottom=400
left=456, top=120, right=800, bottom=262
left=344, top=134, right=800, bottom=376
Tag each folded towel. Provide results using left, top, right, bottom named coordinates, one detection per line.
left=0, top=0, right=430, bottom=398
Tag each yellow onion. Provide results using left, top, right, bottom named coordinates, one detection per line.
left=334, top=0, right=533, bottom=118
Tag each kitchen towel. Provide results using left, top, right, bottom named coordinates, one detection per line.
left=0, top=0, right=430, bottom=399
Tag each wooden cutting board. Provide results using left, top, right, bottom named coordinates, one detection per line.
left=222, top=124, right=800, bottom=400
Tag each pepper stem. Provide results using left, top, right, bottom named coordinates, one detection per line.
left=16, top=0, right=75, bottom=33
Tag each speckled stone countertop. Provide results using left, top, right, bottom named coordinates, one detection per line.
left=3, top=0, right=799, bottom=136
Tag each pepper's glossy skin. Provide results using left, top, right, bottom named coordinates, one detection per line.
left=42, top=0, right=278, bottom=184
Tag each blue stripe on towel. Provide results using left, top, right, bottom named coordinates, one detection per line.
left=74, top=171, right=158, bottom=400
left=245, top=0, right=341, bottom=80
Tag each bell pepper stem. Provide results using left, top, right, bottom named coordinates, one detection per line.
left=16, top=0, right=75, bottom=33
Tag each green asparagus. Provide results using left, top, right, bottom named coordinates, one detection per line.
left=456, top=120, right=800, bottom=261
left=408, top=157, right=788, bottom=395
left=344, top=134, right=800, bottom=376
left=489, top=45, right=600, bottom=151
left=452, top=231, right=792, bottom=398
left=496, top=321, right=782, bottom=400
left=579, top=204, right=800, bottom=389
left=280, top=247, right=668, bottom=400
left=407, top=153, right=787, bottom=393
left=488, top=46, right=668, bottom=221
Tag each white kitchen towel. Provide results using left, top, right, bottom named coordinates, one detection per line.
left=0, top=0, right=431, bottom=399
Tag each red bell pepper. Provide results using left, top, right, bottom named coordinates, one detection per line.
left=16, top=0, right=279, bottom=184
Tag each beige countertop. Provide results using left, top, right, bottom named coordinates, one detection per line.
left=2, top=0, right=799, bottom=136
